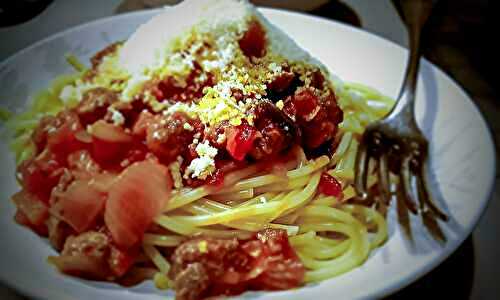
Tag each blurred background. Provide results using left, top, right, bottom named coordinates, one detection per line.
left=0, top=0, right=498, bottom=299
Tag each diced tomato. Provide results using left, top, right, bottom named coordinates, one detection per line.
left=90, top=120, right=133, bottom=143
left=132, top=111, right=155, bottom=137
left=239, top=20, right=267, bottom=58
left=50, top=179, right=106, bottom=233
left=290, top=88, right=320, bottom=121
left=226, top=124, right=258, bottom=161
left=311, top=70, right=325, bottom=90
left=249, top=229, right=305, bottom=290
left=17, top=152, right=62, bottom=203
left=108, top=245, right=137, bottom=277
left=12, top=190, right=49, bottom=231
left=120, top=143, right=149, bottom=168
left=283, top=88, right=343, bottom=150
left=89, top=120, right=133, bottom=165
left=76, top=88, right=119, bottom=126
left=67, top=150, right=101, bottom=179
left=46, top=111, right=86, bottom=161
left=31, top=115, right=57, bottom=154
left=267, top=72, right=295, bottom=93
left=207, top=169, right=225, bottom=187
left=318, top=172, right=343, bottom=198
left=104, top=160, right=172, bottom=248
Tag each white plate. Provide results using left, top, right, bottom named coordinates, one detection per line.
left=0, top=8, right=495, bottom=300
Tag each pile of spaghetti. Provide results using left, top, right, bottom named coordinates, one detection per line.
left=4, top=1, right=395, bottom=299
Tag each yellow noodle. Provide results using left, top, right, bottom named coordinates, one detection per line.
left=155, top=215, right=253, bottom=239
left=272, top=172, right=321, bottom=218
left=298, top=223, right=369, bottom=282
left=142, top=244, right=171, bottom=274
left=163, top=186, right=210, bottom=212
left=289, top=231, right=317, bottom=246
left=329, top=132, right=353, bottom=166
left=254, top=175, right=310, bottom=193
left=287, top=155, right=329, bottom=179
left=143, top=234, right=186, bottom=247
left=209, top=189, right=254, bottom=202
left=235, top=192, right=281, bottom=208
left=342, top=205, right=388, bottom=249
left=297, top=240, right=351, bottom=260
left=310, top=196, right=339, bottom=206
left=172, top=201, right=283, bottom=226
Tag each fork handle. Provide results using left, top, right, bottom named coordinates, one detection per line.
left=388, top=0, right=435, bottom=121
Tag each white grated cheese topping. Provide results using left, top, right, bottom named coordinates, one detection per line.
left=117, top=0, right=331, bottom=102
left=195, top=140, right=218, bottom=158
left=183, top=123, right=194, bottom=131
left=59, top=81, right=96, bottom=104
left=185, top=140, right=218, bottom=180
left=216, top=133, right=226, bottom=144
left=108, top=107, right=125, bottom=126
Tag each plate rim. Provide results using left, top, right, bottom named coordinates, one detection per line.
left=0, top=6, right=496, bottom=300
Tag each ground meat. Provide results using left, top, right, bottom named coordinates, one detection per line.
left=173, top=263, right=210, bottom=300
left=90, top=42, right=122, bottom=70
left=62, top=231, right=109, bottom=258
left=169, top=229, right=304, bottom=300
left=266, top=72, right=302, bottom=103
left=76, top=87, right=119, bottom=125
left=249, top=101, right=299, bottom=160
left=283, top=87, right=343, bottom=150
left=51, top=230, right=136, bottom=280
left=83, top=42, right=122, bottom=80
left=145, top=112, right=204, bottom=164
left=50, top=231, right=111, bottom=280
left=204, top=120, right=230, bottom=149
left=170, top=238, right=239, bottom=279
left=46, top=215, right=74, bottom=251
left=170, top=238, right=239, bottom=300
left=152, top=63, right=214, bottom=103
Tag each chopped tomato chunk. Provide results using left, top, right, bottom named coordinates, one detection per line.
left=45, top=111, right=86, bottom=161
left=89, top=120, right=133, bottom=165
left=108, top=245, right=137, bottom=277
left=50, top=179, right=106, bottom=233
left=12, top=190, right=49, bottom=228
left=226, top=124, right=258, bottom=161
left=17, top=152, right=62, bottom=203
left=132, top=110, right=155, bottom=137
left=318, top=172, right=343, bottom=198
left=239, top=20, right=267, bottom=58
left=89, top=120, right=133, bottom=143
left=104, top=160, right=172, bottom=248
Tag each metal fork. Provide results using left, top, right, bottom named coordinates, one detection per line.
left=354, top=0, right=448, bottom=242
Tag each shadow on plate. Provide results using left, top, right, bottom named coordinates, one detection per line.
left=386, top=235, right=475, bottom=299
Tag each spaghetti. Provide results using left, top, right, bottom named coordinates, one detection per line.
left=3, top=0, right=398, bottom=299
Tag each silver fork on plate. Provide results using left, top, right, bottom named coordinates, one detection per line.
left=354, top=0, right=448, bottom=242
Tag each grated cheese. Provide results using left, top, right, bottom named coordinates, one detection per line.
left=185, top=140, right=218, bottom=180
left=108, top=107, right=125, bottom=126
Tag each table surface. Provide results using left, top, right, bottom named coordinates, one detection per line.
left=0, top=0, right=498, bottom=299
